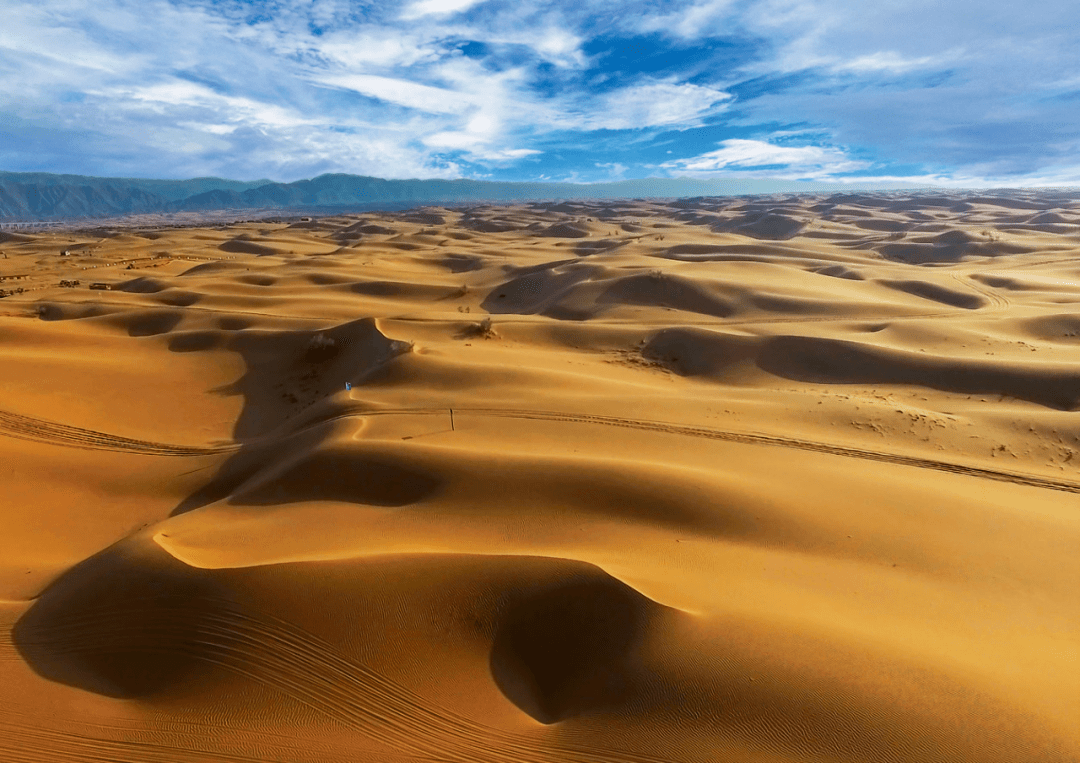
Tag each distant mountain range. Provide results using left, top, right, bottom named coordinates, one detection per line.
left=0, top=170, right=926, bottom=221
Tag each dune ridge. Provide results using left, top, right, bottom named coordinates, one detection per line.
left=1, top=191, right=1078, bottom=763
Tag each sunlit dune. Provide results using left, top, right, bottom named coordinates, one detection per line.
left=1, top=191, right=1078, bottom=763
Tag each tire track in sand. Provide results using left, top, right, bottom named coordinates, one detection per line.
left=0, top=696, right=352, bottom=761
left=13, top=596, right=686, bottom=763
left=342, top=406, right=1080, bottom=495
left=950, top=273, right=1011, bottom=313
left=0, top=408, right=237, bottom=456
left=3, top=400, right=1075, bottom=495
left=0, top=720, right=287, bottom=763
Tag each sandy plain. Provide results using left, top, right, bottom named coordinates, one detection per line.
left=0, top=191, right=1078, bottom=763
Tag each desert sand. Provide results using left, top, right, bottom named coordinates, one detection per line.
left=1, top=191, right=1078, bottom=762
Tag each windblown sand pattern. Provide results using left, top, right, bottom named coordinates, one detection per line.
left=1, top=191, right=1078, bottom=763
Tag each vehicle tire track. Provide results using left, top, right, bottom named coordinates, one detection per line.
left=0, top=408, right=238, bottom=456
left=951, top=273, right=1010, bottom=313
left=15, top=596, right=685, bottom=763
left=0, top=696, right=344, bottom=759
left=0, top=720, right=290, bottom=763
left=339, top=406, right=1080, bottom=495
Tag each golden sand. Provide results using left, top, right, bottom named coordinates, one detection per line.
left=1, top=193, right=1078, bottom=762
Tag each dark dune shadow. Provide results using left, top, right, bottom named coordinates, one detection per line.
left=219, top=239, right=279, bottom=256
left=481, top=266, right=594, bottom=316
left=161, top=316, right=421, bottom=517
left=352, top=280, right=462, bottom=301
left=237, top=274, right=277, bottom=286
left=641, top=328, right=1080, bottom=410
left=574, top=239, right=624, bottom=255
left=12, top=541, right=225, bottom=699
left=657, top=243, right=797, bottom=262
left=597, top=273, right=735, bottom=318
left=400, top=211, right=445, bottom=226
left=306, top=272, right=354, bottom=285
left=490, top=564, right=669, bottom=724
left=852, top=218, right=908, bottom=232
left=218, top=316, right=253, bottom=331
left=504, top=257, right=580, bottom=277
left=440, top=253, right=485, bottom=272
left=350, top=280, right=406, bottom=297
left=154, top=289, right=202, bottom=307
left=178, top=260, right=246, bottom=277
left=877, top=279, right=986, bottom=309
left=355, top=224, right=397, bottom=235
left=814, top=264, right=865, bottom=280
left=126, top=310, right=184, bottom=337
left=168, top=330, right=221, bottom=352
left=232, top=448, right=441, bottom=507
left=35, top=302, right=109, bottom=321
left=170, top=437, right=295, bottom=515
left=1018, top=313, right=1080, bottom=343
left=78, top=308, right=186, bottom=337
left=538, top=222, right=590, bottom=238
left=460, top=216, right=520, bottom=233
left=201, top=316, right=408, bottom=441
left=117, top=276, right=168, bottom=293
left=757, top=335, right=1080, bottom=410
left=642, top=327, right=759, bottom=377
left=722, top=212, right=806, bottom=241
left=874, top=231, right=1031, bottom=264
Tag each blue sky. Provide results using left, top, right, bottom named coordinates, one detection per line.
left=2, top=0, right=1079, bottom=186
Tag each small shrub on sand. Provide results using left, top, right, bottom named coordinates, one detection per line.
left=305, top=333, right=338, bottom=363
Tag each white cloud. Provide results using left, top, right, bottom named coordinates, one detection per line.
left=314, top=33, right=440, bottom=69
left=634, top=0, right=739, bottom=39
left=832, top=51, right=951, bottom=74
left=595, top=161, right=628, bottom=179
left=531, top=27, right=587, bottom=68
left=0, top=21, right=128, bottom=74
left=664, top=139, right=870, bottom=178
left=400, top=0, right=490, bottom=20
left=565, top=82, right=731, bottom=131
left=113, top=80, right=317, bottom=131
left=179, top=122, right=239, bottom=135
left=813, top=166, right=1080, bottom=187
left=315, top=73, right=474, bottom=115
left=444, top=21, right=587, bottom=69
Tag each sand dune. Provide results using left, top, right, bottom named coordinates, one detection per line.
left=1, top=191, right=1079, bottom=763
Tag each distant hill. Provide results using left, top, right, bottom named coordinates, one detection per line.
left=0, top=171, right=923, bottom=221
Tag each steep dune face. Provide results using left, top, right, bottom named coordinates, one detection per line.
left=643, top=327, right=1080, bottom=409
left=488, top=560, right=673, bottom=724
left=757, top=335, right=1080, bottom=410
left=12, top=541, right=227, bottom=699
left=877, top=279, right=987, bottom=308
left=1, top=192, right=1079, bottom=763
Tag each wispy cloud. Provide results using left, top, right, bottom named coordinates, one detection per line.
left=564, top=82, right=731, bottom=131
left=400, top=0, right=490, bottom=21
left=830, top=51, right=955, bottom=74
left=316, top=74, right=474, bottom=115
left=633, top=0, right=740, bottom=40
left=664, top=139, right=870, bottom=179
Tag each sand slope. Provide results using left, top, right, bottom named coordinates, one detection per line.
left=1, top=191, right=1079, bottom=762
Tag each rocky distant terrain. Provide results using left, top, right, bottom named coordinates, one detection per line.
left=0, top=171, right=914, bottom=221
